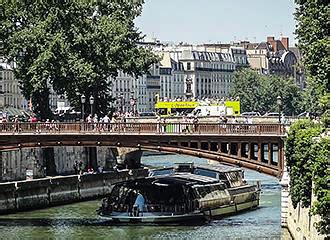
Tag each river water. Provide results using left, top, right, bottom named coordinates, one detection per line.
left=0, top=154, right=291, bottom=239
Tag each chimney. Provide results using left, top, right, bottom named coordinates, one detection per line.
left=267, top=36, right=277, bottom=52
left=267, top=36, right=275, bottom=42
left=281, top=37, right=289, bottom=50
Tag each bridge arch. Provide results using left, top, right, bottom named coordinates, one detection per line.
left=0, top=122, right=285, bottom=178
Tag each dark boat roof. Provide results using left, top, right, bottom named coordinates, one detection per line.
left=195, top=164, right=242, bottom=173
left=152, top=163, right=242, bottom=175
left=150, top=172, right=220, bottom=186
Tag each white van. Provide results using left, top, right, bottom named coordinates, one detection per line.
left=54, top=107, right=72, bottom=116
left=189, top=106, right=227, bottom=117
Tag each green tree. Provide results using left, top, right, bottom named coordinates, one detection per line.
left=0, top=1, right=159, bottom=119
left=285, top=119, right=329, bottom=234
left=295, top=0, right=329, bottom=114
left=230, top=69, right=302, bottom=115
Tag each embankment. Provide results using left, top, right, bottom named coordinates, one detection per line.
left=0, top=168, right=148, bottom=214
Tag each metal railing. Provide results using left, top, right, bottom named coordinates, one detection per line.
left=0, top=122, right=285, bottom=135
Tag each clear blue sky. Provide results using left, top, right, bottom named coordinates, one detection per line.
left=135, top=0, right=297, bottom=46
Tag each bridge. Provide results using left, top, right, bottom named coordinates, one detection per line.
left=0, top=122, right=286, bottom=177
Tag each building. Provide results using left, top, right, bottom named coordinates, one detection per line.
left=289, top=46, right=305, bottom=89
left=243, top=37, right=297, bottom=78
left=109, top=71, right=140, bottom=114
left=159, top=52, right=185, bottom=100
left=0, top=62, right=28, bottom=111
left=169, top=49, right=236, bottom=99
left=145, top=64, right=160, bottom=111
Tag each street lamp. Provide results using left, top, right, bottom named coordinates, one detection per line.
left=130, top=92, right=136, bottom=114
left=81, top=94, right=86, bottom=121
left=277, top=96, right=282, bottom=123
left=89, top=96, right=94, bottom=116
left=119, top=94, right=124, bottom=113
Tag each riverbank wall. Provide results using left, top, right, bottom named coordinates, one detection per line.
left=285, top=189, right=326, bottom=240
left=281, top=168, right=326, bottom=240
left=0, top=146, right=117, bottom=181
left=0, top=168, right=148, bottom=214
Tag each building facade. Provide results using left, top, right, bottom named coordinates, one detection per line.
left=244, top=36, right=298, bottom=78
left=0, top=62, right=28, bottom=111
left=170, top=49, right=236, bottom=99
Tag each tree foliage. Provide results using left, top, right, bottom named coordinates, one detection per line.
left=294, top=0, right=330, bottom=114
left=284, top=2, right=330, bottom=234
left=230, top=69, right=303, bottom=115
left=311, top=137, right=330, bottom=234
left=0, top=1, right=159, bottom=118
left=285, top=120, right=329, bottom=234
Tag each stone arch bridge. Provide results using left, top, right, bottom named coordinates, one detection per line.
left=0, top=122, right=286, bottom=178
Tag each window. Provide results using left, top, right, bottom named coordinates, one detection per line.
left=187, top=62, right=191, bottom=70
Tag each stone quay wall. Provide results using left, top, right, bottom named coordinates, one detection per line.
left=0, top=168, right=148, bottom=214
left=286, top=189, right=326, bottom=240
left=0, top=146, right=117, bottom=181
left=281, top=167, right=326, bottom=240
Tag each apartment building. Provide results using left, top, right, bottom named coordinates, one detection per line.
left=243, top=36, right=297, bottom=77
left=0, top=62, right=28, bottom=110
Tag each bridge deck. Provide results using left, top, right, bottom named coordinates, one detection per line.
left=0, top=122, right=286, bottom=136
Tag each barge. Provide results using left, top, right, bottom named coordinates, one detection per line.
left=98, top=163, right=260, bottom=224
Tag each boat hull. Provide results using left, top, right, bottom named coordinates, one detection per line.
left=100, top=212, right=205, bottom=224
left=99, top=200, right=259, bottom=224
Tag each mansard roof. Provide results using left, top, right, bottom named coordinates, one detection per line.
left=255, top=42, right=271, bottom=50
left=182, top=50, right=233, bottom=62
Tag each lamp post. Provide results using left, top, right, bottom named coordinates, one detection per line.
left=89, top=96, right=94, bottom=116
left=119, top=94, right=124, bottom=113
left=277, top=96, right=282, bottom=123
left=81, top=94, right=86, bottom=121
left=130, top=92, right=136, bottom=114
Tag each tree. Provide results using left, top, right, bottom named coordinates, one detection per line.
left=294, top=0, right=329, bottom=114
left=230, top=69, right=303, bottom=115
left=0, top=1, right=159, bottom=119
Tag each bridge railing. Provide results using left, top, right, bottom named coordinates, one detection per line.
left=0, top=122, right=285, bottom=135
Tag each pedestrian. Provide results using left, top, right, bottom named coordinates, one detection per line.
left=161, top=117, right=166, bottom=133
left=45, top=118, right=50, bottom=131
left=244, top=116, right=248, bottom=124
left=102, top=114, right=110, bottom=131
left=78, top=160, right=83, bottom=175
left=13, top=115, right=20, bottom=132
left=93, top=114, right=99, bottom=131
left=223, top=116, right=228, bottom=124
left=86, top=114, right=92, bottom=123
left=157, top=115, right=161, bottom=132
left=232, top=116, right=237, bottom=124
left=73, top=160, right=78, bottom=174
left=280, top=114, right=285, bottom=124
left=247, top=116, right=253, bottom=124
left=193, top=116, right=199, bottom=132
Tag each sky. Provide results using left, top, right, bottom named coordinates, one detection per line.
left=135, top=0, right=297, bottom=46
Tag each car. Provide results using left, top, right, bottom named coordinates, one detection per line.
left=139, top=112, right=157, bottom=117
left=263, top=112, right=280, bottom=117
left=241, top=112, right=261, bottom=117
left=297, top=112, right=313, bottom=118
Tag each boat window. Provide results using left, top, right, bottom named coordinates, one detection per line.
left=194, top=169, right=218, bottom=179
left=225, top=171, right=243, bottom=187
left=151, top=169, right=174, bottom=176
